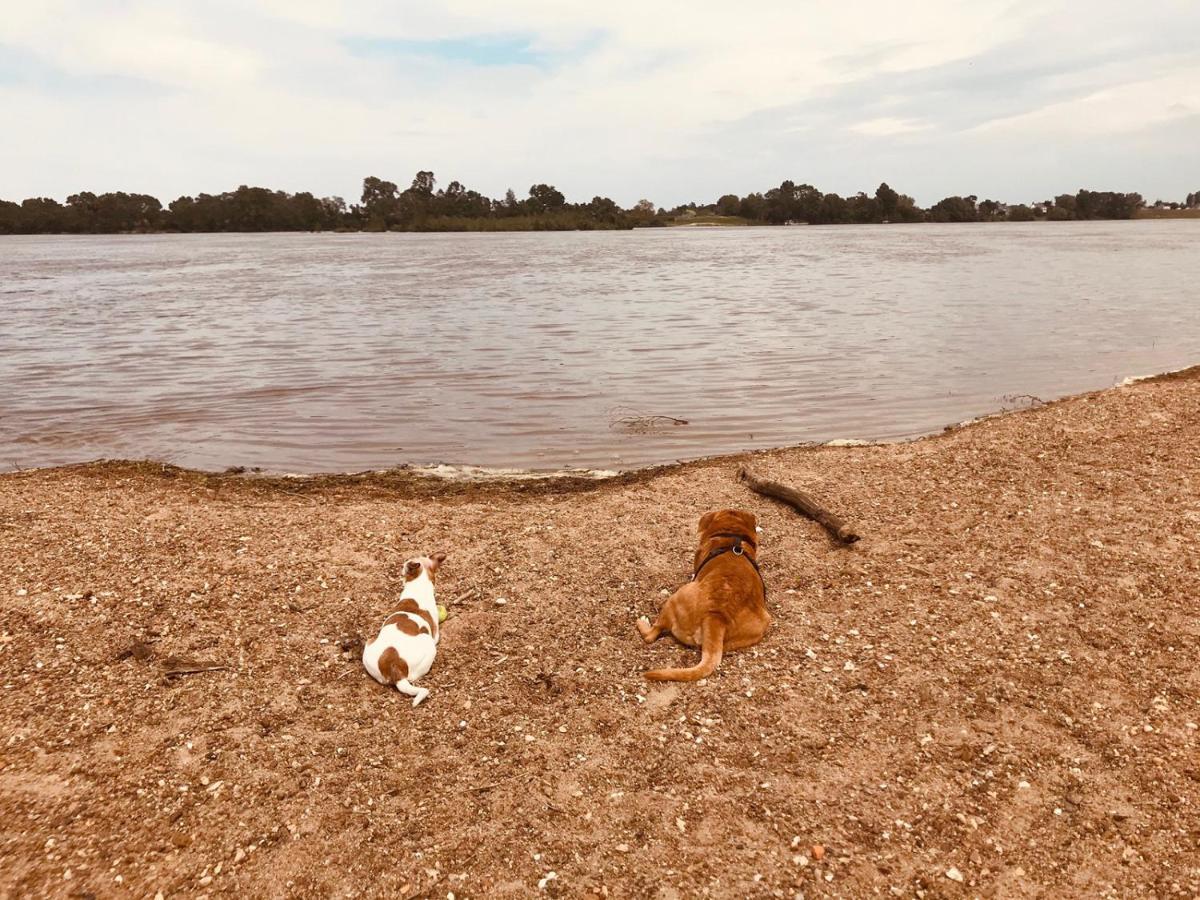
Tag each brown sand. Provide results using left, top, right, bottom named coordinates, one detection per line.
left=2, top=370, right=1198, bottom=899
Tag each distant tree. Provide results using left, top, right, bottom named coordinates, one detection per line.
left=1006, top=204, right=1036, bottom=222
left=410, top=171, right=436, bottom=196
left=360, top=177, right=399, bottom=229
left=846, top=191, right=879, bottom=224
left=765, top=180, right=797, bottom=223
left=927, top=195, right=979, bottom=223
left=18, top=197, right=68, bottom=233
left=0, top=199, right=20, bottom=233
left=891, top=192, right=923, bottom=223
left=793, top=184, right=824, bottom=223
left=715, top=193, right=741, bottom=216
left=738, top=192, right=766, bottom=221
left=526, top=183, right=566, bottom=213
left=586, top=196, right=622, bottom=224
left=1073, top=189, right=1142, bottom=220
left=1075, top=189, right=1101, bottom=220
left=1053, top=193, right=1077, bottom=218
left=819, top=192, right=848, bottom=224
left=627, top=199, right=658, bottom=226
left=321, top=196, right=348, bottom=229
left=978, top=199, right=1001, bottom=220
left=875, top=182, right=899, bottom=220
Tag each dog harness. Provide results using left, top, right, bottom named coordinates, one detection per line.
left=691, top=531, right=767, bottom=600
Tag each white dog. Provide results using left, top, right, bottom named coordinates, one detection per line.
left=362, top=553, right=446, bottom=706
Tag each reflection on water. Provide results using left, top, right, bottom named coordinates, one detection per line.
left=1, top=222, right=1198, bottom=473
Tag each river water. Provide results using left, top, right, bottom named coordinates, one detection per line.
left=1, top=222, right=1197, bottom=473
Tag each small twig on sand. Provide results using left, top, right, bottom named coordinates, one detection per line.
left=162, top=656, right=229, bottom=677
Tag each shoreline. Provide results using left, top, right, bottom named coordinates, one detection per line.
left=2, top=360, right=1199, bottom=895
left=9, top=362, right=1197, bottom=496
left=4, top=215, right=1197, bottom=238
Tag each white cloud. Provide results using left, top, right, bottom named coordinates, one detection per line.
left=970, top=67, right=1200, bottom=137
left=848, top=117, right=933, bottom=137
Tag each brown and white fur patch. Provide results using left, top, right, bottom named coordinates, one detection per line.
left=362, top=552, right=446, bottom=706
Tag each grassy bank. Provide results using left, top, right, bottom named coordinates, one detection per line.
left=1135, top=208, right=1200, bottom=219
left=667, top=214, right=756, bottom=226
left=2, top=368, right=1199, bottom=897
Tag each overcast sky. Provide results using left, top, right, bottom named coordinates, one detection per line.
left=2, top=1, right=1198, bottom=207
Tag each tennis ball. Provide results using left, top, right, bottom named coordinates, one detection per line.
left=437, top=604, right=448, bottom=623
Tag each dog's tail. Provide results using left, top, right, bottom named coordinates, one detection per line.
left=645, top=615, right=726, bottom=682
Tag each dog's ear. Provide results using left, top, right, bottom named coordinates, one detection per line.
left=735, top=509, right=757, bottom=534
left=431, top=552, right=447, bottom=571
left=404, top=559, right=422, bottom=580
left=697, top=511, right=717, bottom=534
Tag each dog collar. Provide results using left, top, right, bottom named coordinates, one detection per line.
left=692, top=532, right=766, bottom=600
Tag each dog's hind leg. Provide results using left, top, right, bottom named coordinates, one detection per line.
left=396, top=679, right=430, bottom=707
left=639, top=582, right=695, bottom=644
left=645, top=614, right=727, bottom=682
left=637, top=614, right=666, bottom=643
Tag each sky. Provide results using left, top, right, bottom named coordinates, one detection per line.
left=2, top=0, right=1198, bottom=208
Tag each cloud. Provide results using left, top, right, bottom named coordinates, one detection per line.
left=970, top=66, right=1200, bottom=137
left=1, top=0, right=1197, bottom=206
left=848, top=117, right=933, bottom=137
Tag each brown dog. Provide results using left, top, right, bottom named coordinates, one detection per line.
left=637, top=509, right=770, bottom=681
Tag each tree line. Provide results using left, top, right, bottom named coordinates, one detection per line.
left=0, top=171, right=1179, bottom=234
left=679, top=183, right=1151, bottom=224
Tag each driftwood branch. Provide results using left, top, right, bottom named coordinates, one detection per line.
left=738, top=466, right=861, bottom=544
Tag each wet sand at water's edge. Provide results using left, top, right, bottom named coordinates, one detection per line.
left=1, top=367, right=1198, bottom=898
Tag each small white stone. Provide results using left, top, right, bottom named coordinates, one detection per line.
left=494, top=597, right=508, bottom=606
left=945, top=867, right=964, bottom=882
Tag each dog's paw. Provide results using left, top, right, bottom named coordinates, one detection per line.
left=638, top=615, right=651, bottom=625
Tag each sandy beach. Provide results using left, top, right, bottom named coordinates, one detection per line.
left=2, top=367, right=1198, bottom=898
